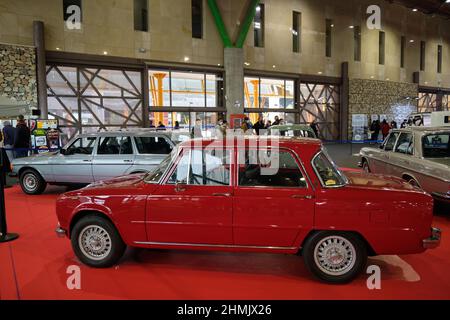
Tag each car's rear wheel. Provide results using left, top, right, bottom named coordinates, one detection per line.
left=71, top=215, right=126, bottom=268
left=19, top=169, right=47, bottom=195
left=302, top=231, right=367, bottom=284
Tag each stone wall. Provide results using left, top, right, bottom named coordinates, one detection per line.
left=348, top=79, right=418, bottom=139
left=0, top=43, right=37, bottom=107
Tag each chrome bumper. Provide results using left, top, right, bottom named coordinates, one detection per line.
left=423, top=227, right=441, bottom=249
left=431, top=192, right=450, bottom=203
left=55, top=224, right=67, bottom=238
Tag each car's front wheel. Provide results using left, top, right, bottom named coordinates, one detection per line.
left=71, top=215, right=126, bottom=268
left=19, top=169, right=47, bottom=195
left=302, top=231, right=367, bottom=284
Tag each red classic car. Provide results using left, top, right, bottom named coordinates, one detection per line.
left=55, top=137, right=441, bottom=283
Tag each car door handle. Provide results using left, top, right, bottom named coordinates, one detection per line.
left=291, top=194, right=314, bottom=199
left=123, top=160, right=133, bottom=163
left=212, top=193, right=231, bottom=197
left=83, top=159, right=92, bottom=162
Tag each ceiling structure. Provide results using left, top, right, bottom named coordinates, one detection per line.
left=386, top=0, right=450, bottom=19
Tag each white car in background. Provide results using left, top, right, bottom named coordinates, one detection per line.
left=11, top=130, right=176, bottom=195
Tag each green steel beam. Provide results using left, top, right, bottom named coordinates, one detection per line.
left=235, top=0, right=260, bottom=48
left=207, top=0, right=233, bottom=48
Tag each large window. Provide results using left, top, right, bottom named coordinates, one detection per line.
left=420, top=41, right=426, bottom=71
left=438, top=45, right=442, bottom=74
left=134, top=0, right=148, bottom=32
left=354, top=26, right=361, bottom=61
left=254, top=4, right=264, bottom=47
left=400, top=36, right=406, bottom=68
left=292, top=11, right=301, bottom=53
left=299, top=83, right=340, bottom=140
left=192, top=0, right=203, bottom=39
left=244, top=76, right=340, bottom=140
left=379, top=31, right=385, bottom=65
left=325, top=19, right=333, bottom=57
left=149, top=69, right=221, bottom=108
left=244, top=77, right=294, bottom=109
left=47, top=65, right=143, bottom=142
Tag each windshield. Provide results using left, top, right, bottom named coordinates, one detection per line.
left=422, top=133, right=450, bottom=158
left=144, top=153, right=174, bottom=183
left=312, top=148, right=347, bottom=187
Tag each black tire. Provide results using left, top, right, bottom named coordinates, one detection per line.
left=362, top=160, right=370, bottom=173
left=302, top=231, right=367, bottom=284
left=71, top=215, right=126, bottom=268
left=19, top=169, right=47, bottom=195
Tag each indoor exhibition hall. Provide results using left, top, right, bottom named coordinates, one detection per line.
left=0, top=0, right=449, bottom=307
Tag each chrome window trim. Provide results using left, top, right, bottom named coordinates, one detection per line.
left=311, top=149, right=348, bottom=189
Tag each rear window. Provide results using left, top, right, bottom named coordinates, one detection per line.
left=422, top=133, right=450, bottom=158
left=134, top=136, right=173, bottom=154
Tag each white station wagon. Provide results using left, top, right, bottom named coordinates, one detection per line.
left=11, top=130, right=176, bottom=195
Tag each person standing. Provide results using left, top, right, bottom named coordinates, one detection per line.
left=253, top=116, right=265, bottom=136
left=390, top=120, right=398, bottom=129
left=272, top=116, right=281, bottom=126
left=400, top=119, right=408, bottom=128
left=2, top=121, right=15, bottom=162
left=14, top=115, right=31, bottom=158
left=157, top=121, right=166, bottom=131
left=310, top=120, right=319, bottom=138
left=173, top=121, right=180, bottom=130
left=191, top=118, right=203, bottom=138
left=370, top=120, right=381, bottom=142
left=380, top=119, right=391, bottom=140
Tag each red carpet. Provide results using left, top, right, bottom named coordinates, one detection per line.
left=1, top=185, right=450, bottom=300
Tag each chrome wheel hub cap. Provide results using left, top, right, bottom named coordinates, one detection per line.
left=78, top=225, right=112, bottom=260
left=314, top=236, right=356, bottom=276
left=24, top=174, right=37, bottom=191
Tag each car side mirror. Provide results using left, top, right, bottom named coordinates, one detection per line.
left=175, top=182, right=187, bottom=192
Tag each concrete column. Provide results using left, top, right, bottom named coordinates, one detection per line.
left=33, top=21, right=48, bottom=119
left=224, top=47, right=244, bottom=120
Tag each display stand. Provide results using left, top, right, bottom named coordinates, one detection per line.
left=0, top=148, right=19, bottom=243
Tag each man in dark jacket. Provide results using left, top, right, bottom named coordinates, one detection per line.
left=253, top=116, right=265, bottom=135
left=14, top=115, right=31, bottom=158
left=2, top=120, right=15, bottom=162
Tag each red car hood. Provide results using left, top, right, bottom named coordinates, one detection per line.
left=344, top=171, right=422, bottom=193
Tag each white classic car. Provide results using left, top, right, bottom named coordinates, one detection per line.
left=359, top=126, right=450, bottom=204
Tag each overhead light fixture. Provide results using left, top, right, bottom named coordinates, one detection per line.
left=412, top=8, right=418, bottom=12
left=244, top=62, right=250, bottom=66
left=349, top=25, right=354, bottom=29
left=318, top=71, right=323, bottom=75
left=409, top=39, right=415, bottom=43
left=272, top=65, right=276, bottom=68
left=330, top=24, right=334, bottom=28
left=217, top=63, right=221, bottom=66
left=256, top=6, right=261, bottom=12
left=370, top=76, right=375, bottom=79
left=386, top=78, right=390, bottom=81
left=56, top=47, right=60, bottom=51
left=184, top=56, right=190, bottom=62
left=103, top=51, right=108, bottom=55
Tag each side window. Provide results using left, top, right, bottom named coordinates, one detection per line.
left=97, top=136, right=133, bottom=155
left=66, top=137, right=96, bottom=155
left=395, top=133, right=414, bottom=155
left=134, top=136, right=173, bottom=154
left=168, top=149, right=231, bottom=186
left=238, top=150, right=307, bottom=188
left=384, top=132, right=399, bottom=151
